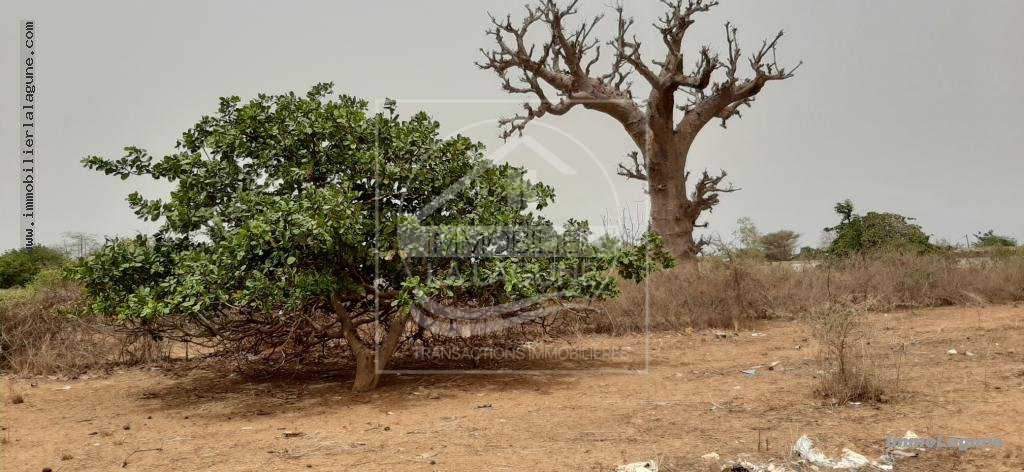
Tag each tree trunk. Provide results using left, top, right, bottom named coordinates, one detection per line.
left=646, top=132, right=699, bottom=262
left=651, top=205, right=697, bottom=261
left=332, top=297, right=409, bottom=392
left=347, top=316, right=406, bottom=392
left=351, top=349, right=381, bottom=392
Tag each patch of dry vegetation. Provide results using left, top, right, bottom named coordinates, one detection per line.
left=806, top=301, right=901, bottom=403
left=0, top=274, right=167, bottom=376
left=591, top=252, right=1024, bottom=333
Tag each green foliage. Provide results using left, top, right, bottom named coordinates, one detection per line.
left=760, top=230, right=800, bottom=262
left=613, top=232, right=676, bottom=282
left=797, top=246, right=825, bottom=260
left=0, top=247, right=67, bottom=289
left=973, top=230, right=1017, bottom=248
left=729, top=217, right=765, bottom=259
left=824, top=200, right=933, bottom=257
left=71, top=84, right=670, bottom=335
left=734, top=217, right=761, bottom=251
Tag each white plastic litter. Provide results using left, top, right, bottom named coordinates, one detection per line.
left=615, top=460, right=657, bottom=472
left=792, top=435, right=893, bottom=470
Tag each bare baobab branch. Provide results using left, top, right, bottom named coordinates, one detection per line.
left=687, top=169, right=739, bottom=221
left=616, top=151, right=648, bottom=181
left=680, top=24, right=801, bottom=132
left=477, top=0, right=647, bottom=146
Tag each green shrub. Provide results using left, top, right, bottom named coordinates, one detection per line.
left=0, top=247, right=67, bottom=289
left=824, top=200, right=933, bottom=257
left=974, top=230, right=1017, bottom=248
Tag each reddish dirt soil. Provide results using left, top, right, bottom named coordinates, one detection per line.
left=2, top=305, right=1023, bottom=471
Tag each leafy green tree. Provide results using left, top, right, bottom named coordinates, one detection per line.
left=0, top=247, right=66, bottom=289
left=728, top=216, right=764, bottom=259
left=824, top=200, right=933, bottom=257
left=760, top=230, right=800, bottom=262
left=71, top=84, right=672, bottom=391
left=973, top=230, right=1017, bottom=248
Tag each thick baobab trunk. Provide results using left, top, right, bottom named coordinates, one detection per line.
left=647, top=132, right=700, bottom=262
left=650, top=200, right=698, bottom=261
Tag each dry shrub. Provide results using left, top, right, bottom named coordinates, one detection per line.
left=0, top=276, right=167, bottom=376
left=807, top=301, right=890, bottom=403
left=591, top=258, right=777, bottom=333
left=589, top=252, right=1024, bottom=333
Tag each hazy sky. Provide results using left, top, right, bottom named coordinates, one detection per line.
left=2, top=0, right=1022, bottom=251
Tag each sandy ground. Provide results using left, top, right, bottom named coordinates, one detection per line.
left=2, top=305, right=1023, bottom=471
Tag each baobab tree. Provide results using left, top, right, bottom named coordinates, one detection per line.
left=480, top=0, right=799, bottom=260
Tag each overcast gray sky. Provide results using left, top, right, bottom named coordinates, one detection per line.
left=2, top=0, right=1022, bottom=251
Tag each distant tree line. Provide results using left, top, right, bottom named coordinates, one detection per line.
left=715, top=199, right=1019, bottom=262
left=0, top=232, right=100, bottom=289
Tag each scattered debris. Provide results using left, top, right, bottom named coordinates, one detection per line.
left=947, top=349, right=958, bottom=355
left=889, top=450, right=918, bottom=458
left=615, top=460, right=657, bottom=472
left=893, top=430, right=926, bottom=451
left=793, top=435, right=892, bottom=470
left=120, top=447, right=162, bottom=468
left=701, top=452, right=720, bottom=461
left=720, top=461, right=794, bottom=472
